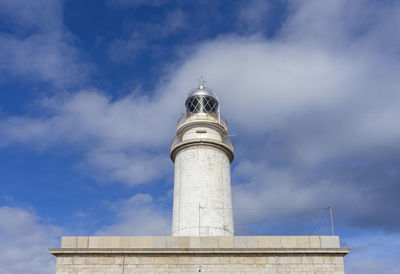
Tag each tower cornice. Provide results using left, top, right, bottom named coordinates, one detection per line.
left=177, top=119, right=228, bottom=137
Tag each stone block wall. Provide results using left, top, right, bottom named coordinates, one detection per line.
left=50, top=236, right=350, bottom=273
left=173, top=145, right=234, bottom=236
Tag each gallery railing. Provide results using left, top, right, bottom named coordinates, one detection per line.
left=170, top=135, right=234, bottom=152
left=176, top=113, right=228, bottom=130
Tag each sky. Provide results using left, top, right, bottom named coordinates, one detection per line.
left=0, top=0, right=399, bottom=273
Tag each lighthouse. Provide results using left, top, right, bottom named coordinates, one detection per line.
left=170, top=79, right=234, bottom=236
left=52, top=80, right=350, bottom=274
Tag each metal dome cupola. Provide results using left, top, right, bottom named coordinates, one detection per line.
left=185, top=80, right=219, bottom=118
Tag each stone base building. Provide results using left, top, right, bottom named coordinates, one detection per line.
left=50, top=236, right=349, bottom=273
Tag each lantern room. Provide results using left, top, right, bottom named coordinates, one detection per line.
left=185, top=84, right=219, bottom=118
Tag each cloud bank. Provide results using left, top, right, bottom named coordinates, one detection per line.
left=0, top=206, right=62, bottom=274
left=0, top=0, right=89, bottom=86
left=1, top=1, right=399, bottom=233
left=1, top=1, right=400, bottom=273
left=96, top=193, right=171, bottom=235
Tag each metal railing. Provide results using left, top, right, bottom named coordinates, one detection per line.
left=177, top=113, right=228, bottom=130
left=170, top=135, right=182, bottom=151
left=170, top=135, right=234, bottom=152
left=223, top=137, right=234, bottom=151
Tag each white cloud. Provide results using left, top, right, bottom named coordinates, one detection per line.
left=1, top=1, right=400, bottom=191
left=0, top=34, right=88, bottom=86
left=159, top=0, right=400, bottom=234
left=108, top=8, right=186, bottom=62
left=238, top=0, right=270, bottom=32
left=162, top=9, right=186, bottom=36
left=83, top=149, right=171, bottom=184
left=231, top=162, right=363, bottom=230
left=345, top=233, right=400, bottom=274
left=0, top=1, right=399, bottom=270
left=0, top=1, right=399, bottom=235
left=0, top=206, right=62, bottom=274
left=96, top=193, right=171, bottom=235
left=0, top=90, right=178, bottom=185
left=0, top=0, right=62, bottom=32
left=168, top=36, right=400, bottom=166
left=0, top=0, right=90, bottom=86
left=281, top=0, right=400, bottom=53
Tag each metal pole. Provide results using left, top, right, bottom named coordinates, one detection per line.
left=199, top=203, right=201, bottom=236
left=329, top=205, right=334, bottom=236
left=122, top=255, right=125, bottom=274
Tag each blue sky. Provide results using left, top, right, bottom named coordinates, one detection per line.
left=0, top=0, right=400, bottom=273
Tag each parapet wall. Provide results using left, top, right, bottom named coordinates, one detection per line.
left=50, top=236, right=350, bottom=273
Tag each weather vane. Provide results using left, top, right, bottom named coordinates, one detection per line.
left=197, top=74, right=206, bottom=89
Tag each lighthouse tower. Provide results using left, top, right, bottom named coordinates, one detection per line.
left=170, top=80, right=234, bottom=236
left=52, top=80, right=349, bottom=274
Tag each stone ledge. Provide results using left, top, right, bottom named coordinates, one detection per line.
left=49, top=247, right=350, bottom=256
left=59, top=236, right=341, bottom=249
left=170, top=138, right=235, bottom=163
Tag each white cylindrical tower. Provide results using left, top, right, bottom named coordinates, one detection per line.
left=171, top=82, right=234, bottom=236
